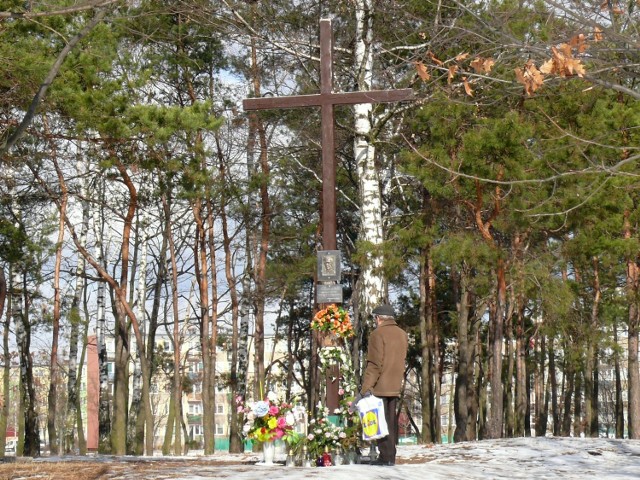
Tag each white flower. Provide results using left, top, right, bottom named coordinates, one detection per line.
left=267, top=391, right=278, bottom=402
left=242, top=423, right=251, bottom=434
left=253, top=400, right=270, bottom=418
left=285, top=413, right=295, bottom=426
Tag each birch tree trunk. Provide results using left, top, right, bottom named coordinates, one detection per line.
left=353, top=0, right=385, bottom=315
left=93, top=207, right=111, bottom=452
left=14, top=269, right=38, bottom=456
left=613, top=325, right=624, bottom=438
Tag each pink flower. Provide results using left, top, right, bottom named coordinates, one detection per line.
left=269, top=406, right=279, bottom=416
left=277, top=417, right=287, bottom=428
left=338, top=388, right=344, bottom=395
left=275, top=428, right=285, bottom=439
left=237, top=406, right=244, bottom=413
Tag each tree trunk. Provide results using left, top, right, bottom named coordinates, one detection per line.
left=535, top=334, right=549, bottom=436
left=206, top=198, right=219, bottom=454
left=353, top=0, right=386, bottom=316
left=419, top=248, right=434, bottom=443
left=14, top=270, right=39, bottom=457
left=453, top=265, right=469, bottom=443
left=624, top=209, right=640, bottom=438
left=162, top=391, right=176, bottom=455
left=486, top=260, right=506, bottom=439
left=585, top=256, right=601, bottom=437
left=504, top=309, right=515, bottom=438
left=549, top=338, right=560, bottom=436
left=477, top=321, right=489, bottom=440
left=0, top=268, right=8, bottom=455
left=573, top=371, right=583, bottom=437
left=192, top=195, right=216, bottom=454
left=65, top=282, right=83, bottom=453
left=218, top=150, right=242, bottom=452
left=76, top=309, right=90, bottom=455
left=112, top=302, right=130, bottom=455
left=613, top=324, right=624, bottom=438
left=248, top=34, right=270, bottom=400
left=515, top=309, right=527, bottom=437
left=159, top=191, right=183, bottom=455
left=561, top=350, right=574, bottom=437
left=94, top=207, right=111, bottom=453
left=48, top=156, right=68, bottom=455
left=129, top=210, right=149, bottom=455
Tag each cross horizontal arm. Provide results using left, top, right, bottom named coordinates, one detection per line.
left=243, top=88, right=414, bottom=111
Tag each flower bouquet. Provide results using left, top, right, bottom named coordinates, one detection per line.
left=236, top=391, right=299, bottom=444
left=305, top=404, right=348, bottom=461
left=312, top=304, right=354, bottom=340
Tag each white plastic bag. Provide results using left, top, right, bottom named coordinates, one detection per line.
left=356, top=395, right=389, bottom=441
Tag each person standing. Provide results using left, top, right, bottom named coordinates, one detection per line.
left=360, top=304, right=408, bottom=466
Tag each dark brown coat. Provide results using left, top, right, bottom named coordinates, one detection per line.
left=360, top=318, right=408, bottom=397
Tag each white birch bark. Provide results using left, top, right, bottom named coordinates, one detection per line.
left=353, top=0, right=385, bottom=314
left=65, top=161, right=89, bottom=453
left=128, top=211, right=148, bottom=449
left=93, top=206, right=111, bottom=450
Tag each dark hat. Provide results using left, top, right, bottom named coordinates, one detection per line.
left=372, top=304, right=395, bottom=317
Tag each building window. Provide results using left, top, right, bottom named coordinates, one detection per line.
left=189, top=403, right=202, bottom=414
left=216, top=404, right=224, bottom=414
left=216, top=423, right=224, bottom=435
left=191, top=425, right=203, bottom=437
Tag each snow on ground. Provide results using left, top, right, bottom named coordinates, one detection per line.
left=23, top=437, right=640, bottom=479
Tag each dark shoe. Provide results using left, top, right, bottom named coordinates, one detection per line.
left=370, top=458, right=395, bottom=466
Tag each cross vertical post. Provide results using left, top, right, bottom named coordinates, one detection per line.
left=319, top=19, right=336, bottom=251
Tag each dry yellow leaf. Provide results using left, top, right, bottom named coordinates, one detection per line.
left=463, top=77, right=473, bottom=96
left=415, top=61, right=431, bottom=81
left=594, top=26, right=603, bottom=42
left=470, top=57, right=496, bottom=74
left=448, top=65, right=459, bottom=84
left=539, top=59, right=554, bottom=75
left=456, top=52, right=470, bottom=62
left=515, top=60, right=544, bottom=96
left=428, top=51, right=444, bottom=66
left=569, top=33, right=588, bottom=54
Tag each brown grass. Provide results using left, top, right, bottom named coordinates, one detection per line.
left=0, top=457, right=256, bottom=480
left=0, top=462, right=112, bottom=480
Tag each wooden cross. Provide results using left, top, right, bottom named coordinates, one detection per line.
left=243, top=18, right=414, bottom=252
